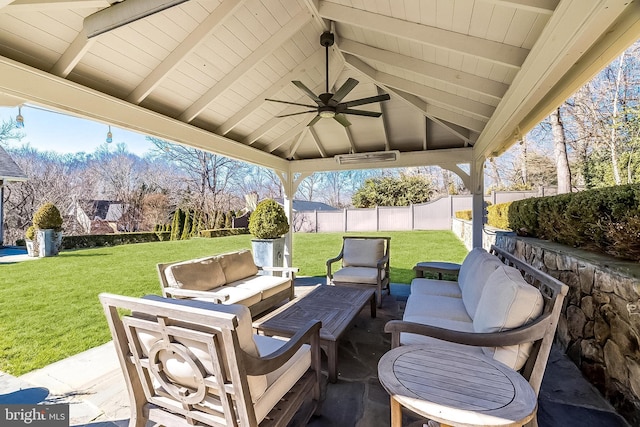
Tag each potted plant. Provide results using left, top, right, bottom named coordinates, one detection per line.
left=32, top=202, right=63, bottom=257
left=249, top=199, right=289, bottom=273
left=25, top=225, right=36, bottom=257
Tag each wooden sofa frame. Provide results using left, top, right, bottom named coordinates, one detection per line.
left=326, top=236, right=391, bottom=308
left=157, top=262, right=296, bottom=318
left=385, top=245, right=569, bottom=398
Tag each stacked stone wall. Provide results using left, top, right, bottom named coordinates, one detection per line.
left=496, top=236, right=640, bottom=425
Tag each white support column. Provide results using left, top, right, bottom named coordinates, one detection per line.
left=0, top=180, right=4, bottom=247
left=276, top=171, right=310, bottom=267
left=471, top=157, right=486, bottom=249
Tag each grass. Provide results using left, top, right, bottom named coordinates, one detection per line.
left=0, top=231, right=467, bottom=375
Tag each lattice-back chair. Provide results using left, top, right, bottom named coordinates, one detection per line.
left=326, top=236, right=391, bottom=307
left=99, top=293, right=321, bottom=427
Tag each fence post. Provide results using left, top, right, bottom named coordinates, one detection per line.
left=344, top=208, right=348, bottom=232
left=410, top=203, right=414, bottom=230
left=376, top=205, right=380, bottom=231
left=314, top=210, right=318, bottom=233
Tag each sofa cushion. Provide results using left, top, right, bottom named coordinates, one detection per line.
left=342, top=238, right=385, bottom=268
left=332, top=266, right=385, bottom=284
left=207, top=285, right=262, bottom=307
left=404, top=294, right=472, bottom=323
left=134, top=298, right=268, bottom=402
left=473, top=265, right=544, bottom=370
left=460, top=255, right=504, bottom=319
left=253, top=335, right=311, bottom=423
left=456, top=247, right=486, bottom=291
left=165, top=256, right=226, bottom=291
left=411, top=278, right=461, bottom=298
left=218, top=250, right=259, bottom=283
left=231, top=275, right=291, bottom=299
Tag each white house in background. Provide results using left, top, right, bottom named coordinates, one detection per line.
left=70, top=200, right=125, bottom=234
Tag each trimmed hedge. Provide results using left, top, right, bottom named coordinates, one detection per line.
left=454, top=202, right=511, bottom=230
left=199, top=228, right=250, bottom=238
left=509, top=184, right=640, bottom=261
left=455, top=210, right=472, bottom=220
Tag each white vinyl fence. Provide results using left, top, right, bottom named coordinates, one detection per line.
left=294, top=189, right=545, bottom=233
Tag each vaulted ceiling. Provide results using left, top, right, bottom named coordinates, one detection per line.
left=0, top=0, right=638, bottom=178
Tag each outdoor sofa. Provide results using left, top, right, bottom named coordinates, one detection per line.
left=385, top=245, right=568, bottom=401
left=157, top=250, right=296, bottom=317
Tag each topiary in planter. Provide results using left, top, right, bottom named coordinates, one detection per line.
left=249, top=199, right=289, bottom=239
left=25, top=225, right=35, bottom=241
left=33, top=202, right=63, bottom=231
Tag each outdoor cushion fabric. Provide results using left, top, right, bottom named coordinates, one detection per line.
left=253, top=335, right=311, bottom=423
left=231, top=275, right=291, bottom=299
left=473, top=265, right=544, bottom=370
left=342, top=238, right=385, bottom=268
left=410, top=278, right=462, bottom=298
left=456, top=247, right=486, bottom=291
left=165, top=256, right=226, bottom=291
left=332, top=266, right=385, bottom=284
left=460, top=255, right=504, bottom=318
left=404, top=294, right=472, bottom=323
left=218, top=250, right=259, bottom=283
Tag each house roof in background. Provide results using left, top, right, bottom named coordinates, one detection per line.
left=274, top=198, right=337, bottom=211
left=0, top=146, right=27, bottom=182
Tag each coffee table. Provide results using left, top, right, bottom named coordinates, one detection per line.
left=378, top=345, right=537, bottom=427
left=253, top=284, right=376, bottom=383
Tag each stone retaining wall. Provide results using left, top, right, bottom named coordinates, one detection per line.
left=495, top=236, right=640, bottom=425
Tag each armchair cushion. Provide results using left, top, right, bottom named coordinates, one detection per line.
left=473, top=265, right=544, bottom=369
left=460, top=255, right=504, bottom=318
left=253, top=335, right=311, bottom=422
left=165, top=256, right=226, bottom=291
left=218, top=250, right=259, bottom=283
left=342, top=238, right=385, bottom=267
left=332, top=266, right=385, bottom=284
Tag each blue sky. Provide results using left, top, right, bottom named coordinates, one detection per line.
left=0, top=105, right=155, bottom=156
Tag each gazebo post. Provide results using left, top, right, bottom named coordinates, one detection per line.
left=276, top=170, right=309, bottom=268
left=471, top=156, right=486, bottom=249
left=0, top=180, right=4, bottom=247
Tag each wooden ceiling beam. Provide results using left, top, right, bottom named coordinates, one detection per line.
left=318, top=1, right=528, bottom=69
left=178, top=9, right=311, bottom=123
left=479, top=0, right=559, bottom=15
left=339, top=38, right=507, bottom=101
left=50, top=30, right=94, bottom=77
left=1, top=0, right=109, bottom=13
left=127, top=0, right=245, bottom=104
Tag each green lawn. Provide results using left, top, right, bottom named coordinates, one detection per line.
left=0, top=231, right=466, bottom=375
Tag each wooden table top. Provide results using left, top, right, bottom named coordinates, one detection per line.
left=378, top=345, right=537, bottom=427
left=253, top=285, right=375, bottom=342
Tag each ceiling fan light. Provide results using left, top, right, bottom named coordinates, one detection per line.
left=319, top=110, right=335, bottom=118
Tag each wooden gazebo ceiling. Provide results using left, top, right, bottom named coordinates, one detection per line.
left=0, top=0, right=638, bottom=174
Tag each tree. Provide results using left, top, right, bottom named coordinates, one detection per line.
left=550, top=107, right=573, bottom=193
left=352, top=174, right=433, bottom=208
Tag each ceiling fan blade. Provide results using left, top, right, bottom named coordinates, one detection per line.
left=307, top=115, right=322, bottom=127
left=265, top=98, right=318, bottom=109
left=276, top=110, right=317, bottom=118
left=334, top=114, right=352, bottom=127
left=343, top=109, right=382, bottom=117
left=292, top=81, right=322, bottom=104
left=329, top=78, right=359, bottom=105
left=343, top=93, right=390, bottom=108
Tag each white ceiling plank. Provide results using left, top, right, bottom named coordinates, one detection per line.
left=127, top=0, right=245, bottom=104
left=50, top=29, right=94, bottom=77
left=318, top=1, right=528, bottom=69
left=264, top=121, right=306, bottom=153
left=339, top=38, right=507, bottom=100
left=478, top=0, right=559, bottom=15
left=1, top=0, right=108, bottom=13
left=216, top=48, right=324, bottom=135
left=343, top=125, right=357, bottom=153
left=423, top=116, right=427, bottom=150
left=308, top=125, right=327, bottom=157
left=178, top=9, right=311, bottom=123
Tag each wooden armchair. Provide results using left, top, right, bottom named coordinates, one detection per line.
left=327, top=236, right=390, bottom=307
left=99, top=293, right=322, bottom=427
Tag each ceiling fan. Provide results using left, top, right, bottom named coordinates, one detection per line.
left=266, top=32, right=390, bottom=127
